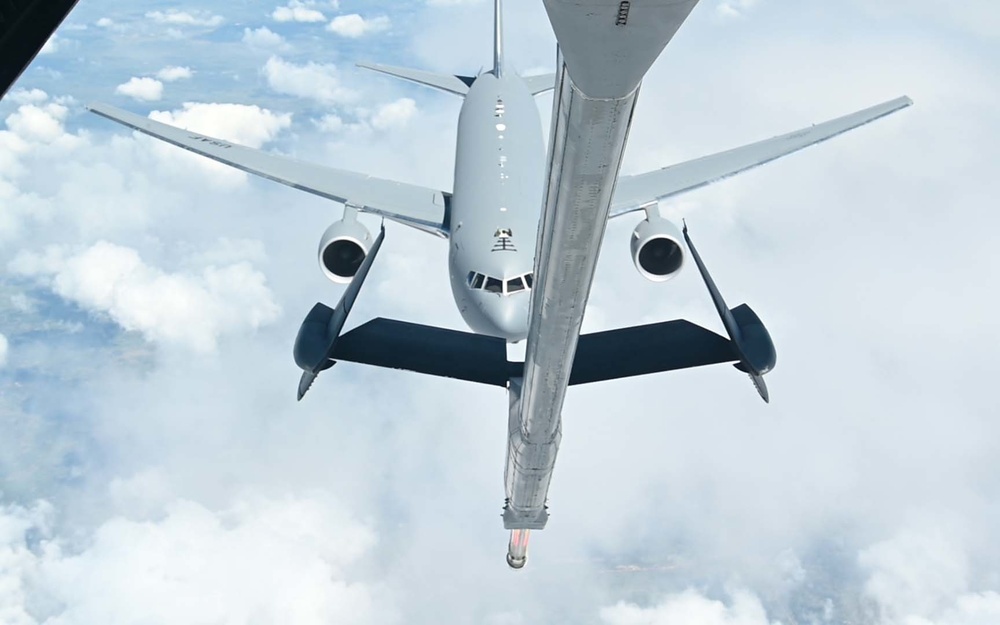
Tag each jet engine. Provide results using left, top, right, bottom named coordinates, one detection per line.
left=318, top=217, right=373, bottom=284
left=630, top=216, right=685, bottom=282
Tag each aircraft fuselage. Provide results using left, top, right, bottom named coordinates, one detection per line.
left=447, top=73, right=546, bottom=342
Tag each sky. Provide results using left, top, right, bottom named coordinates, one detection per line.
left=1, top=0, right=999, bottom=623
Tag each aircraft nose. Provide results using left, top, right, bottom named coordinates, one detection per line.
left=476, top=293, right=529, bottom=342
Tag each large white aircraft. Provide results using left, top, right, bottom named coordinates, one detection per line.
left=89, top=0, right=911, bottom=568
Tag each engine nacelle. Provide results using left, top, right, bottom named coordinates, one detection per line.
left=630, top=216, right=685, bottom=282
left=318, top=218, right=372, bottom=284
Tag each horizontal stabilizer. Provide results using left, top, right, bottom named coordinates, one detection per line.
left=570, top=320, right=737, bottom=384
left=522, top=73, right=556, bottom=95
left=334, top=318, right=511, bottom=385
left=329, top=317, right=740, bottom=386
left=357, top=62, right=473, bottom=96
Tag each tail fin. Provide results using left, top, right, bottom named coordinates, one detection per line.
left=361, top=0, right=505, bottom=91
left=357, top=62, right=475, bottom=96
left=493, top=0, right=504, bottom=78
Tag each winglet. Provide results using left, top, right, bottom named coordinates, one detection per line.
left=293, top=224, right=386, bottom=399
left=297, top=371, right=318, bottom=401
left=522, top=73, right=556, bottom=95
left=683, top=222, right=776, bottom=403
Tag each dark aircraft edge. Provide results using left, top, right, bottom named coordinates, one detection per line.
left=0, top=0, right=81, bottom=100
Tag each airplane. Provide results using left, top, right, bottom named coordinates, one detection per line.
left=88, top=0, right=911, bottom=569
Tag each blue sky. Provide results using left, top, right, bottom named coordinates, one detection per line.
left=1, top=1, right=999, bottom=623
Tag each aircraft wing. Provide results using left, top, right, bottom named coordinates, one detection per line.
left=87, top=102, right=450, bottom=236
left=609, top=96, right=913, bottom=218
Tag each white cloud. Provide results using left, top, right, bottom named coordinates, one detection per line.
left=272, top=0, right=327, bottom=23
left=371, top=98, right=417, bottom=130
left=115, top=77, right=164, bottom=102
left=9, top=242, right=281, bottom=352
left=39, top=34, right=60, bottom=55
left=4, top=102, right=69, bottom=143
left=6, top=88, right=48, bottom=105
left=0, top=495, right=384, bottom=624
left=858, top=525, right=1000, bottom=625
left=155, top=66, right=193, bottom=82
left=242, top=26, right=286, bottom=48
left=717, top=0, right=759, bottom=19
left=262, top=56, right=357, bottom=104
left=600, top=590, right=775, bottom=625
left=326, top=14, right=390, bottom=38
left=145, top=9, right=224, bottom=27
left=95, top=17, right=115, bottom=27
left=148, top=102, right=291, bottom=150
left=137, top=102, right=292, bottom=187
left=314, top=113, right=345, bottom=133
left=0, top=333, right=8, bottom=367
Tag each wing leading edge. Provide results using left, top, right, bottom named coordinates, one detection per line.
left=610, top=96, right=913, bottom=218
left=87, top=102, right=451, bottom=236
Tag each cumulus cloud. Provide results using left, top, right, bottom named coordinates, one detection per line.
left=6, top=88, right=49, bottom=105
left=371, top=98, right=417, bottom=130
left=8, top=242, right=281, bottom=352
left=115, top=77, right=164, bottom=102
left=145, top=9, right=224, bottom=27
left=140, top=102, right=292, bottom=185
left=0, top=332, right=8, bottom=367
left=155, top=66, right=193, bottom=82
left=4, top=101, right=70, bottom=143
left=0, top=495, right=383, bottom=624
left=243, top=26, right=286, bottom=48
left=148, top=102, right=291, bottom=150
left=262, top=56, right=357, bottom=104
left=0, top=100, right=82, bottom=240
left=272, top=0, right=327, bottom=23
left=601, top=590, right=775, bottom=625
left=326, top=14, right=391, bottom=38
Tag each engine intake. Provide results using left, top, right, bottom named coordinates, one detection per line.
left=318, top=216, right=372, bottom=284
left=631, top=216, right=685, bottom=282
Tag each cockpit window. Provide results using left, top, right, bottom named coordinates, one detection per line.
left=484, top=277, right=503, bottom=294
left=466, top=271, right=534, bottom=296
left=524, top=273, right=533, bottom=289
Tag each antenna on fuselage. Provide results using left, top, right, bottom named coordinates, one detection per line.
left=493, top=0, right=504, bottom=78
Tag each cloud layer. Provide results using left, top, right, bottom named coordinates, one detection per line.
left=2, top=1, right=999, bottom=623
left=9, top=241, right=280, bottom=352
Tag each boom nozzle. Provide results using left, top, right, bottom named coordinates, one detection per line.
left=506, top=529, right=530, bottom=569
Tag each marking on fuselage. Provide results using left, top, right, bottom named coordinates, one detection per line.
left=616, top=1, right=631, bottom=26
left=492, top=228, right=516, bottom=252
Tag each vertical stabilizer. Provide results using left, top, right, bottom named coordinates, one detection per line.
left=494, top=0, right=504, bottom=78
